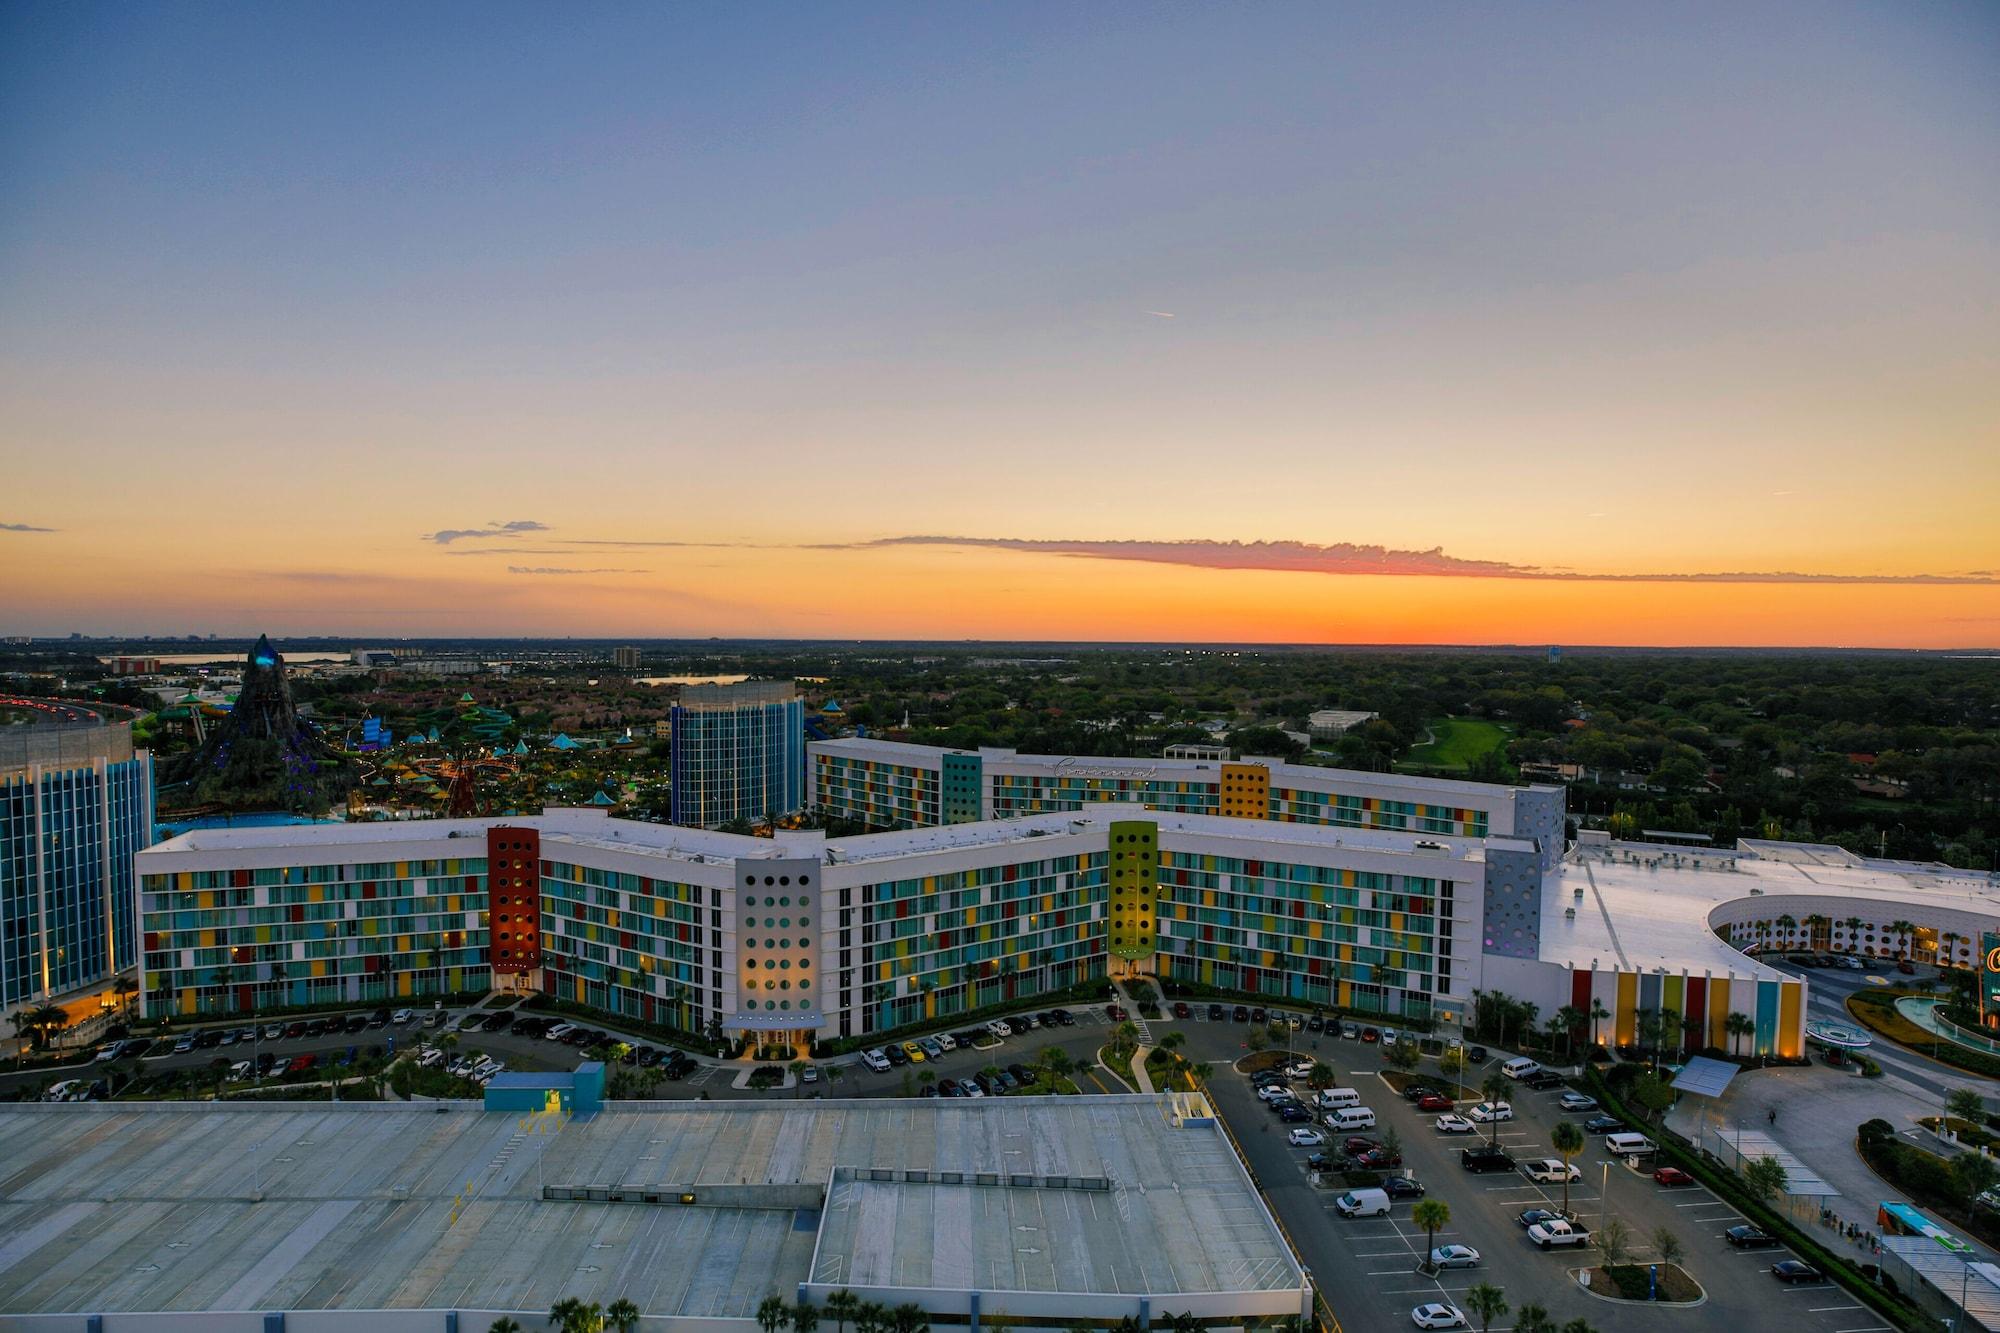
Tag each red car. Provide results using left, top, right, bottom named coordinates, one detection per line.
left=1360, top=1027, right=1380, bottom=1043
left=1343, top=1136, right=1380, bottom=1156
left=1106, top=1004, right=1127, bottom=1022
left=1354, top=1148, right=1403, bottom=1169
left=1172, top=1002, right=1191, bottom=1019
left=285, top=1054, right=316, bottom=1076
left=1417, top=1093, right=1455, bottom=1111
left=1652, top=1166, right=1694, bottom=1187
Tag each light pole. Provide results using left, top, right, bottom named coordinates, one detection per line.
left=1600, top=1159, right=1613, bottom=1233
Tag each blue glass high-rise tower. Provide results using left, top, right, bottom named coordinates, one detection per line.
left=668, top=681, right=805, bottom=827
left=1, top=706, right=154, bottom=1010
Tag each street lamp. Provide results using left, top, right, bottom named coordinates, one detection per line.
left=1600, top=1159, right=1613, bottom=1233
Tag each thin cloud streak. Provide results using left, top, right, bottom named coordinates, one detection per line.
left=2, top=521, right=57, bottom=532
left=423, top=519, right=551, bottom=545
left=845, top=536, right=2000, bottom=586
left=506, top=566, right=646, bottom=576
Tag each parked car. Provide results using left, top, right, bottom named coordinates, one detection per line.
left=1250, top=1007, right=1267, bottom=1023
left=1105, top=1005, right=1127, bottom=1022
left=1521, top=1158, right=1580, bottom=1184
left=227, top=1059, right=253, bottom=1082
left=1468, top=1101, right=1513, bottom=1123
left=1307, top=1014, right=1326, bottom=1033
left=1771, top=1260, right=1825, bottom=1284
left=1052, top=1009, right=1076, bottom=1027
left=1360, top=1027, right=1380, bottom=1043
left=1172, top=1002, right=1191, bottom=1020
left=545, top=1023, right=575, bottom=1042
left=93, top=1043, right=122, bottom=1063
left=1233, top=1006, right=1250, bottom=1022
left=1434, top=1114, right=1476, bottom=1134
left=1340, top=1022, right=1360, bottom=1039
left=1652, top=1166, right=1695, bottom=1187
left=935, top=1032, right=958, bottom=1051
left=1416, top=1093, right=1454, bottom=1112
left=1725, top=1225, right=1780, bottom=1249
left=1459, top=1148, right=1516, bottom=1174
left=1516, top=1208, right=1564, bottom=1229
left=1583, top=1114, right=1624, bottom=1134
left=1401, top=1083, right=1441, bottom=1102
left=173, top=1035, right=195, bottom=1054
left=917, top=1037, right=943, bottom=1060
left=391, top=1009, right=414, bottom=1025
left=1288, top=1127, right=1325, bottom=1147
left=861, top=1048, right=891, bottom=1072
left=1208, top=1004, right=1225, bottom=1021
left=1466, top=1046, right=1488, bottom=1064
left=1429, top=1244, right=1481, bottom=1270
left=1521, top=1071, right=1567, bottom=1090
left=885, top=1045, right=910, bottom=1067
left=1558, top=1092, right=1599, bottom=1112
left=283, top=1021, right=308, bottom=1039
left=1410, top=1304, right=1466, bottom=1330
left=1353, top=1148, right=1402, bottom=1170
left=1382, top=1176, right=1427, bottom=1198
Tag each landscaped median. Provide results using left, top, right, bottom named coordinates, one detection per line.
left=1846, top=986, right=2000, bottom=1080
left=1577, top=1261, right=1703, bottom=1305
left=1581, top=1065, right=1934, bottom=1333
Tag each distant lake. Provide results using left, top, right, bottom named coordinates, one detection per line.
left=635, top=674, right=751, bottom=687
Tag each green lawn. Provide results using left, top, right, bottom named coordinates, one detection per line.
left=1404, top=717, right=1510, bottom=771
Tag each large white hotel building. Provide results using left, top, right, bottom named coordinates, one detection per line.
left=134, top=737, right=2000, bottom=1057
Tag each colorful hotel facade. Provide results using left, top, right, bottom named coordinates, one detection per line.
left=131, top=743, right=1973, bottom=1059
left=808, top=738, right=1569, bottom=871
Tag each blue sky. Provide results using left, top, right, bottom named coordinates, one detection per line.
left=2, top=4, right=1996, bottom=642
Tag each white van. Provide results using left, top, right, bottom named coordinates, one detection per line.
left=1605, top=1132, right=1657, bottom=1158
left=1327, top=1106, right=1377, bottom=1131
left=1501, top=1057, right=1543, bottom=1080
left=1316, top=1087, right=1362, bottom=1110
left=1334, top=1187, right=1391, bottom=1218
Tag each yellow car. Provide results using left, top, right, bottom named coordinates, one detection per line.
left=902, top=1041, right=926, bottom=1063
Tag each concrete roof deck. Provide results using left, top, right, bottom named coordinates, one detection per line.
left=1540, top=839, right=2000, bottom=978
left=0, top=1097, right=1297, bottom=1319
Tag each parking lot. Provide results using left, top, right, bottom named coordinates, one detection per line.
left=1173, top=1012, right=1894, bottom=1333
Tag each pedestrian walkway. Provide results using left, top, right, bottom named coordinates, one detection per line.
left=1131, top=1045, right=1157, bottom=1093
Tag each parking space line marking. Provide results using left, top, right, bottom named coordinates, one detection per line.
left=1807, top=1305, right=1861, bottom=1312
left=1833, top=1326, right=1892, bottom=1331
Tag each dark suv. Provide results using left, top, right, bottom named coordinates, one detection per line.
left=1460, top=1147, right=1517, bottom=1174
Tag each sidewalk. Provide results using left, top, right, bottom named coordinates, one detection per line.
left=1669, top=1060, right=2000, bottom=1265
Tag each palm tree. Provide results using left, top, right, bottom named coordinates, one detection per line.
left=1657, top=1009, right=1684, bottom=1065
left=1588, top=998, right=1609, bottom=1050
left=605, top=1301, right=640, bottom=1333
left=548, top=1298, right=583, bottom=1333
left=888, top=1303, right=928, bottom=1333
left=1634, top=1010, right=1661, bottom=1068
left=1775, top=914, right=1797, bottom=952
left=1842, top=916, right=1865, bottom=953
left=1550, top=1121, right=1585, bottom=1217
left=1725, top=1011, right=1754, bottom=1057
left=788, top=1059, right=809, bottom=1097
left=791, top=1299, right=820, bottom=1333
left=490, top=1319, right=524, bottom=1333
left=1555, top=1005, right=1586, bottom=1059
left=114, top=975, right=140, bottom=1019
left=28, top=1003, right=68, bottom=1052
left=1513, top=1305, right=1555, bottom=1333
left=1891, top=920, right=1917, bottom=962
left=854, top=1302, right=891, bottom=1333
left=1160, top=1312, right=1200, bottom=1333
left=1804, top=914, right=1830, bottom=950
left=760, top=1296, right=791, bottom=1333
left=1040, top=1045, right=1075, bottom=1092
left=1464, top=1281, right=1508, bottom=1333
left=825, top=1290, right=860, bottom=1333
left=1480, top=1070, right=1511, bottom=1146
left=1411, top=1198, right=1450, bottom=1271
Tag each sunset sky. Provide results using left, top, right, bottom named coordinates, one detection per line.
left=3, top=4, right=1996, bottom=646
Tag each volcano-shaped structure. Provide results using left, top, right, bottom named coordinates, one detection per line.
left=166, top=635, right=357, bottom=814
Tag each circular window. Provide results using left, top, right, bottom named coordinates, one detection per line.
left=763, top=876, right=775, bottom=886
left=799, top=876, right=810, bottom=886
left=780, top=896, right=790, bottom=907
left=780, top=876, right=791, bottom=886
left=743, top=896, right=756, bottom=907
left=801, top=979, right=811, bottom=990
left=801, top=1000, right=811, bottom=1010
left=779, top=918, right=790, bottom=928
left=799, top=895, right=812, bottom=908
left=745, top=957, right=757, bottom=969
left=779, top=959, right=791, bottom=970
left=800, top=916, right=810, bottom=927
left=780, top=1000, right=791, bottom=1010
left=799, top=958, right=810, bottom=970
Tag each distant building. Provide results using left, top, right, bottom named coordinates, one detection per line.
left=1163, top=743, right=1229, bottom=761
left=1307, top=709, right=1378, bottom=740
left=1, top=707, right=153, bottom=1010
left=350, top=649, right=398, bottom=668
left=108, top=657, right=161, bottom=676
left=612, top=646, right=642, bottom=670
left=669, top=681, right=805, bottom=827
left=398, top=657, right=483, bottom=676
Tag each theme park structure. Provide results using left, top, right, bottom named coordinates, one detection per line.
left=160, top=636, right=358, bottom=816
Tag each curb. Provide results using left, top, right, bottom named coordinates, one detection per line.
left=1567, top=1265, right=1708, bottom=1309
